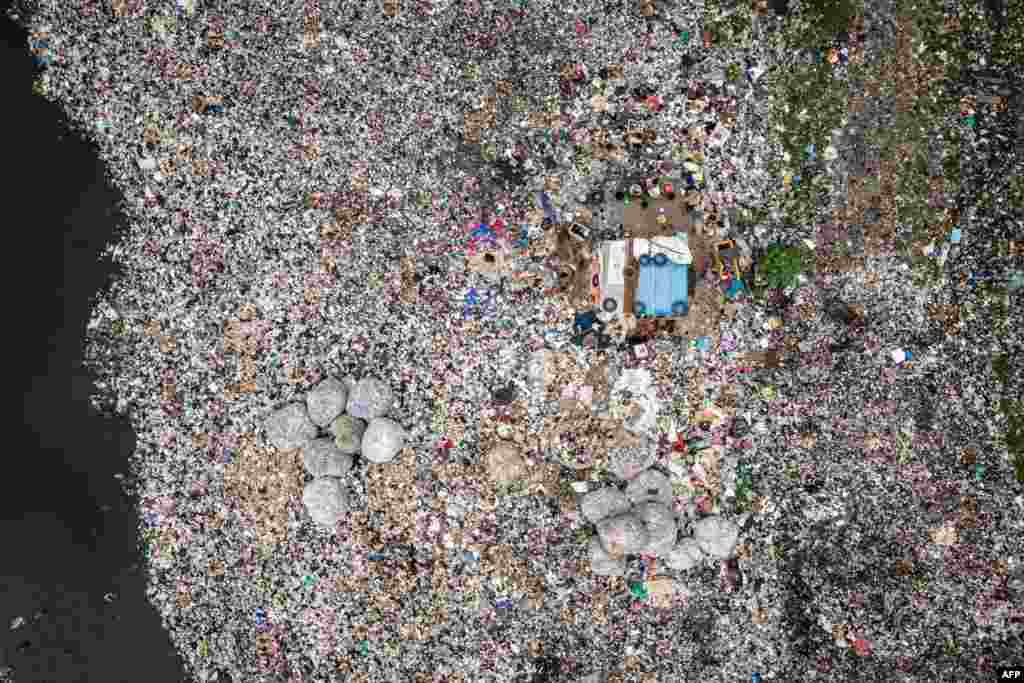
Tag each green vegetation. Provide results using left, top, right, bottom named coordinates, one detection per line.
left=908, top=249, right=944, bottom=288
left=993, top=353, right=1024, bottom=483
left=735, top=462, right=755, bottom=512
left=762, top=56, right=848, bottom=227
left=703, top=4, right=754, bottom=47
left=1009, top=176, right=1024, bottom=207
left=799, top=0, right=857, bottom=50
left=760, top=243, right=810, bottom=289
left=991, top=0, right=1024, bottom=68
left=770, top=61, right=846, bottom=166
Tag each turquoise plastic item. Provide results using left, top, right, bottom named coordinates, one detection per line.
left=636, top=256, right=688, bottom=317
left=653, top=258, right=672, bottom=315
left=671, top=264, right=688, bottom=310
left=639, top=259, right=655, bottom=313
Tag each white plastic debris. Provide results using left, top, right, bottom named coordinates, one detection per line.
left=361, top=417, right=407, bottom=464
left=346, top=377, right=394, bottom=420
left=692, top=515, right=741, bottom=559
left=665, top=538, right=706, bottom=571
left=890, top=348, right=908, bottom=364
left=306, top=376, right=349, bottom=427
left=264, top=403, right=318, bottom=450
left=303, top=478, right=348, bottom=527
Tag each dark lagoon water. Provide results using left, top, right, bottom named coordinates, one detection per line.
left=1, top=11, right=187, bottom=682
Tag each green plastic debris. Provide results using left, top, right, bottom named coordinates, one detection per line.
left=974, top=463, right=985, bottom=481
left=964, top=115, right=976, bottom=128
left=303, top=575, right=316, bottom=588
left=628, top=581, right=649, bottom=600
left=677, top=31, right=691, bottom=46
left=359, top=640, right=370, bottom=655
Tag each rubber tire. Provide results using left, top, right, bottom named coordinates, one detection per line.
left=602, top=297, right=618, bottom=313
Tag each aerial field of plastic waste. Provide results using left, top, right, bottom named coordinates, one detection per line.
left=7, top=0, right=1024, bottom=679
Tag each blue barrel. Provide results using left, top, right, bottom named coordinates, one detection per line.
left=653, top=258, right=673, bottom=315
left=639, top=260, right=654, bottom=314
left=671, top=264, right=688, bottom=313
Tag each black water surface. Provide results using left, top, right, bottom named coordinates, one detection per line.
left=0, top=10, right=187, bottom=683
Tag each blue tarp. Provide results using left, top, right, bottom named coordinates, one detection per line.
left=635, top=255, right=688, bottom=317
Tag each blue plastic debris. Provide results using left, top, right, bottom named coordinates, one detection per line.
left=466, top=288, right=479, bottom=306
left=688, top=437, right=710, bottom=452
left=367, top=552, right=388, bottom=561
left=31, top=39, right=54, bottom=67
left=725, top=279, right=746, bottom=300
left=949, top=228, right=961, bottom=243
left=696, top=336, right=711, bottom=352
left=544, top=329, right=569, bottom=347
left=471, top=224, right=495, bottom=239
left=539, top=191, right=558, bottom=222
left=574, top=310, right=597, bottom=333
left=793, top=175, right=801, bottom=186
left=255, top=608, right=267, bottom=625
left=494, top=598, right=514, bottom=609
left=751, top=673, right=763, bottom=683
left=805, top=143, right=816, bottom=160
left=968, top=271, right=994, bottom=286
